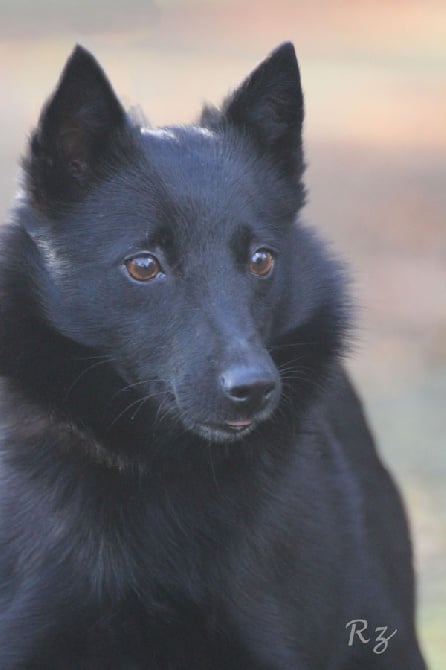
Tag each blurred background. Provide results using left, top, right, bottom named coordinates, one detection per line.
left=0, top=0, right=445, bottom=666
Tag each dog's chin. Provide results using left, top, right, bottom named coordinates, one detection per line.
left=192, top=420, right=257, bottom=444
left=182, top=408, right=277, bottom=443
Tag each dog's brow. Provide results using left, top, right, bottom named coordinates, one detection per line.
left=146, top=225, right=174, bottom=251
left=230, top=224, right=253, bottom=261
left=232, top=224, right=252, bottom=246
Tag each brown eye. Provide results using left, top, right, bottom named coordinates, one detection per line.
left=125, top=254, right=162, bottom=282
left=249, top=249, right=275, bottom=277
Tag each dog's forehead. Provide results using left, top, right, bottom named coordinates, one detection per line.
left=140, top=125, right=221, bottom=175
left=139, top=125, right=252, bottom=199
left=140, top=126, right=214, bottom=143
left=137, top=126, right=261, bottom=241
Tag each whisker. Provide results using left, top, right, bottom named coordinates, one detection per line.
left=109, top=378, right=156, bottom=403
left=63, top=357, right=113, bottom=401
left=268, top=341, right=313, bottom=352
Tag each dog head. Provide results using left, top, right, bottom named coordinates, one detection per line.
left=17, top=44, right=348, bottom=446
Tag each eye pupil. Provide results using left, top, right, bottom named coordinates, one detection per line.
left=125, top=254, right=161, bottom=281
left=249, top=249, right=274, bottom=277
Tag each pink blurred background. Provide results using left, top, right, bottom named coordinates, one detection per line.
left=1, top=1, right=445, bottom=665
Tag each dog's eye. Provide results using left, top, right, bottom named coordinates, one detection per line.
left=125, top=254, right=162, bottom=281
left=249, top=249, right=275, bottom=277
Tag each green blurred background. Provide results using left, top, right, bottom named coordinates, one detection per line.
left=1, top=0, right=445, bottom=666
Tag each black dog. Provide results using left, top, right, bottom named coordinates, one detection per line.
left=0, top=43, right=426, bottom=669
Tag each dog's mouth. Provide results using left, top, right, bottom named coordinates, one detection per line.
left=225, top=418, right=253, bottom=432
left=193, top=416, right=258, bottom=442
left=125, top=376, right=275, bottom=443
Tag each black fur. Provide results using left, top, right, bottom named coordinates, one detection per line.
left=0, top=43, right=426, bottom=669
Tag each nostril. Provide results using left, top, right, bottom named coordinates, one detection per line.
left=228, top=384, right=253, bottom=402
left=220, top=366, right=277, bottom=408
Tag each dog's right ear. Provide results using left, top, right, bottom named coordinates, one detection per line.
left=24, top=46, right=126, bottom=210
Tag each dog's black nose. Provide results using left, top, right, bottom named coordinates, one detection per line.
left=220, top=365, right=276, bottom=412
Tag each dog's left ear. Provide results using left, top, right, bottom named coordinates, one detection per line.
left=221, top=42, right=304, bottom=176
left=25, top=45, right=126, bottom=209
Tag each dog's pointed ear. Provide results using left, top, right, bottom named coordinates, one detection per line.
left=25, top=46, right=126, bottom=207
left=222, top=42, right=304, bottom=175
